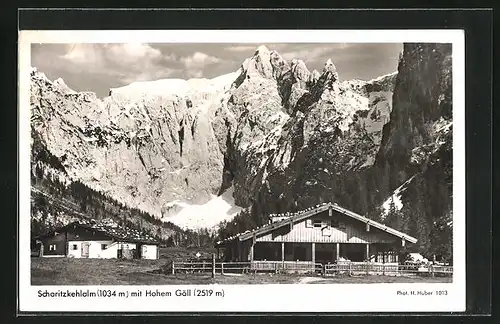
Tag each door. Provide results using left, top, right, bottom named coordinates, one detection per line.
left=81, top=242, right=90, bottom=258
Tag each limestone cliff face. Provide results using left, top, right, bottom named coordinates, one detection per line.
left=376, top=43, right=452, bottom=186
left=31, top=68, right=233, bottom=219
left=212, top=46, right=397, bottom=214
left=371, top=43, right=453, bottom=258
left=31, top=45, right=397, bottom=230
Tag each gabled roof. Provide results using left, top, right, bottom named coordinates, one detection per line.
left=37, top=218, right=159, bottom=245
left=216, top=202, right=417, bottom=245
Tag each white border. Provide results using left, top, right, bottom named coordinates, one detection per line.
left=18, top=29, right=465, bottom=313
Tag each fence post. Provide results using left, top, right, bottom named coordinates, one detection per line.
left=431, top=264, right=435, bottom=278
left=212, top=254, right=216, bottom=278
left=221, top=262, right=224, bottom=275
left=171, top=261, right=175, bottom=275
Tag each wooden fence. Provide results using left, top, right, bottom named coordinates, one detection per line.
left=324, top=262, right=453, bottom=277
left=170, top=260, right=323, bottom=275
left=168, top=260, right=452, bottom=277
left=252, top=260, right=323, bottom=273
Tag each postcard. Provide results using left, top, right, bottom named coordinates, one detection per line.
left=18, top=29, right=465, bottom=313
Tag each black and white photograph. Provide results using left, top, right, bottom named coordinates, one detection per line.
left=18, top=29, right=466, bottom=313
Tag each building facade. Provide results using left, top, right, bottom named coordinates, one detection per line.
left=216, top=202, right=417, bottom=266
left=36, top=219, right=159, bottom=260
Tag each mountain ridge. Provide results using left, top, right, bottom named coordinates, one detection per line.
left=30, top=46, right=396, bottom=225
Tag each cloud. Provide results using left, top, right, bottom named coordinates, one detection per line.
left=121, top=67, right=178, bottom=84
left=31, top=43, right=184, bottom=96
left=181, top=52, right=221, bottom=69
left=226, top=45, right=258, bottom=52
left=61, top=44, right=103, bottom=64
left=58, top=43, right=178, bottom=85
left=61, top=43, right=164, bottom=67
left=105, top=43, right=162, bottom=64
left=187, top=69, right=203, bottom=78
left=281, top=45, right=339, bottom=63
left=179, top=52, right=223, bottom=79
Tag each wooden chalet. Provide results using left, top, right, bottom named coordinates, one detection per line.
left=34, top=219, right=160, bottom=260
left=215, top=202, right=417, bottom=268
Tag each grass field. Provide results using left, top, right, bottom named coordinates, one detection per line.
left=31, top=248, right=452, bottom=285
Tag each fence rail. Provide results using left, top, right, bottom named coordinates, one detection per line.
left=324, top=262, right=453, bottom=277
left=168, top=260, right=452, bottom=277
left=170, top=260, right=322, bottom=274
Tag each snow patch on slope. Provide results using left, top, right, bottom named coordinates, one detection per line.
left=369, top=71, right=398, bottom=83
left=161, top=186, right=243, bottom=230
left=381, top=175, right=416, bottom=219
left=109, top=72, right=239, bottom=102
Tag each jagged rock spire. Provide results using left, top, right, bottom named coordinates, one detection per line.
left=323, top=58, right=339, bottom=82
left=240, top=45, right=294, bottom=81
left=243, top=45, right=274, bottom=79
left=270, top=50, right=289, bottom=79
left=309, top=69, right=321, bottom=84
left=290, top=59, right=310, bottom=81
left=255, top=45, right=270, bottom=55
left=323, top=59, right=335, bottom=72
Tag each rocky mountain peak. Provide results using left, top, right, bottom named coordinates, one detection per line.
left=244, top=45, right=275, bottom=79
left=324, top=58, right=334, bottom=69
left=53, top=77, right=66, bottom=86
left=255, top=45, right=270, bottom=55
left=53, top=77, right=76, bottom=94
left=323, top=58, right=339, bottom=82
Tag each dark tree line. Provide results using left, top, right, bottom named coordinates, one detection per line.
left=214, top=138, right=452, bottom=263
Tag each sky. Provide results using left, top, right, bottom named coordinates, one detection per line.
left=31, top=43, right=403, bottom=98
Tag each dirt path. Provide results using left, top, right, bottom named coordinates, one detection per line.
left=298, top=276, right=325, bottom=284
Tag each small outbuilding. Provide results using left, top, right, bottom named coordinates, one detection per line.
left=34, top=219, right=160, bottom=260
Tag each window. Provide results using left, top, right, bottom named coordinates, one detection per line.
left=313, top=219, right=323, bottom=228
left=48, top=244, right=57, bottom=251
left=101, top=244, right=108, bottom=250
left=305, top=219, right=313, bottom=228
left=72, top=244, right=78, bottom=250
